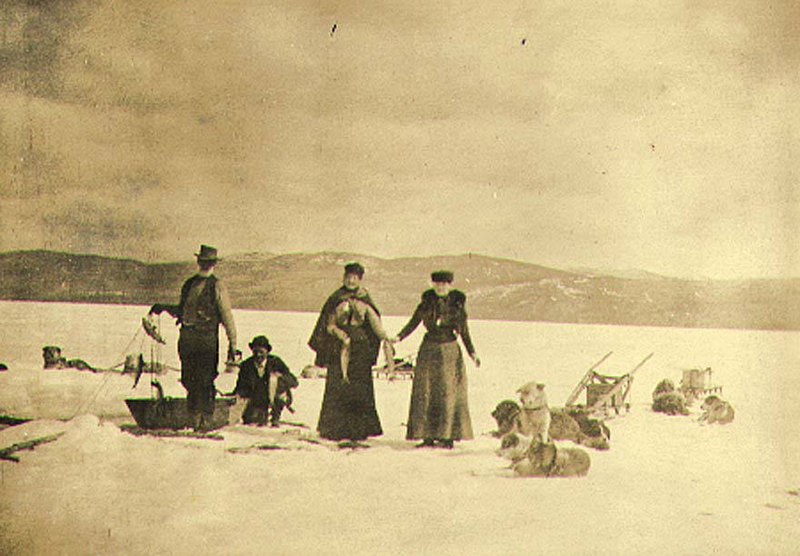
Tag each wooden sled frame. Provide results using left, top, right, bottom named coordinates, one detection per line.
left=679, top=367, right=723, bottom=404
left=566, top=352, right=654, bottom=418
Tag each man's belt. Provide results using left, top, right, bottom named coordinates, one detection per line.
left=181, top=323, right=218, bottom=333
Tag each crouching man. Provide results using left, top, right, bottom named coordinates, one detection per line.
left=232, top=335, right=298, bottom=427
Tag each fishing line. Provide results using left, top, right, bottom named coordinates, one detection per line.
left=69, top=321, right=150, bottom=419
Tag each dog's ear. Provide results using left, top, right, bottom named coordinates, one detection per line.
left=536, top=383, right=546, bottom=391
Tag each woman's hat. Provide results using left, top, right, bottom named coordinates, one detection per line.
left=248, top=335, right=272, bottom=351
left=344, top=262, right=365, bottom=277
left=431, top=270, right=454, bottom=283
left=195, top=244, right=219, bottom=262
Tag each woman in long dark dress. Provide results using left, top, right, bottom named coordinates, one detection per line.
left=393, top=270, right=480, bottom=449
left=308, top=262, right=389, bottom=444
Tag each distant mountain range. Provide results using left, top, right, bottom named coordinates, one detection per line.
left=0, top=250, right=798, bottom=331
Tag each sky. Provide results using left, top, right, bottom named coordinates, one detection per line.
left=0, top=0, right=797, bottom=279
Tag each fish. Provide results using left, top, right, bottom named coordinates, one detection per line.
left=151, top=380, right=164, bottom=401
left=132, top=354, right=145, bottom=388
left=141, top=315, right=166, bottom=344
left=340, top=343, right=350, bottom=383
left=382, top=341, right=395, bottom=375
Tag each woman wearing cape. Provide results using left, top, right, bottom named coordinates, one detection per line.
left=308, top=262, right=390, bottom=443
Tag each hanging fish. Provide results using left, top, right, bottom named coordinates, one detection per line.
left=340, top=342, right=350, bottom=383
left=382, top=341, right=395, bottom=375
left=151, top=379, right=164, bottom=402
left=132, top=353, right=146, bottom=388
left=141, top=314, right=166, bottom=344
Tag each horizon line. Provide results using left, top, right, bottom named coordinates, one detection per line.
left=2, top=248, right=798, bottom=283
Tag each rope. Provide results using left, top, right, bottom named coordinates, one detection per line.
left=69, top=322, right=149, bottom=419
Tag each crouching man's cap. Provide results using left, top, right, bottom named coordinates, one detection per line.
left=248, top=335, right=272, bottom=352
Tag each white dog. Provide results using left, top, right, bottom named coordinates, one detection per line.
left=516, top=382, right=551, bottom=443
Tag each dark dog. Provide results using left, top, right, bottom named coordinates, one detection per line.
left=565, top=407, right=611, bottom=450
left=548, top=408, right=582, bottom=443
left=652, top=378, right=677, bottom=400
left=513, top=439, right=591, bottom=478
left=651, top=378, right=689, bottom=415
left=42, top=346, right=97, bottom=372
left=652, top=392, right=689, bottom=415
left=491, top=400, right=522, bottom=437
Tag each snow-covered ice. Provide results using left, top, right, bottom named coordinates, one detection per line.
left=0, top=300, right=798, bottom=555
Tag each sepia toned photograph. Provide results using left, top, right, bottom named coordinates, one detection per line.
left=0, top=1, right=798, bottom=554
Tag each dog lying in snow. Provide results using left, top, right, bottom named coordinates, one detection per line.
left=565, top=408, right=611, bottom=450
left=512, top=438, right=591, bottom=478
left=652, top=378, right=677, bottom=400
left=491, top=400, right=521, bottom=437
left=698, top=395, right=735, bottom=425
left=42, top=346, right=96, bottom=372
left=651, top=379, right=690, bottom=415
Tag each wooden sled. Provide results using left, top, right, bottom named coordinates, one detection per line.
left=566, top=352, right=654, bottom=418
left=679, top=367, right=723, bottom=405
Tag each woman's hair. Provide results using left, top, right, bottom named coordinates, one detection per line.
left=431, top=270, right=454, bottom=283
left=344, top=262, right=365, bottom=277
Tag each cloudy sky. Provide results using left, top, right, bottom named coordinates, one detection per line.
left=0, top=0, right=797, bottom=278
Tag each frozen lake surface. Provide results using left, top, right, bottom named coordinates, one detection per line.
left=0, top=300, right=798, bottom=555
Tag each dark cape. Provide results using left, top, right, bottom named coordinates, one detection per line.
left=309, top=286, right=384, bottom=441
left=307, top=286, right=382, bottom=368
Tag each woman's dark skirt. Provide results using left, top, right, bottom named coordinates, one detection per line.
left=406, top=339, right=473, bottom=441
left=317, top=332, right=383, bottom=441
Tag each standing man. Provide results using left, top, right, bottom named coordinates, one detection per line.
left=150, top=244, right=238, bottom=431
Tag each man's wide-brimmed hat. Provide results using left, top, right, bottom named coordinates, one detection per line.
left=431, top=270, right=454, bottom=283
left=249, top=335, right=272, bottom=352
left=195, top=244, right=219, bottom=262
